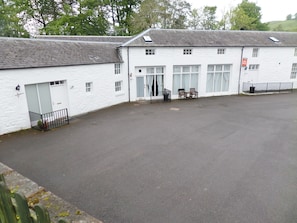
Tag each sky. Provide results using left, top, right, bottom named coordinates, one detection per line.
left=187, top=0, right=297, bottom=22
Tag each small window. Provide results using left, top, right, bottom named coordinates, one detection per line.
left=217, top=48, right=225, bottom=54
left=115, top=63, right=121, bottom=75
left=290, top=63, right=297, bottom=79
left=115, top=81, right=122, bottom=92
left=86, top=82, right=92, bottom=92
left=50, top=80, right=65, bottom=86
left=145, top=49, right=155, bottom=55
left=143, top=36, right=152, bottom=42
left=183, top=49, right=192, bottom=55
left=269, top=37, right=279, bottom=42
left=252, top=48, right=259, bottom=57
left=249, top=64, right=260, bottom=70
left=294, top=48, right=297, bottom=56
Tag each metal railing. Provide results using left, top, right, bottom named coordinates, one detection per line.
left=29, top=108, right=69, bottom=131
left=242, top=82, right=294, bottom=93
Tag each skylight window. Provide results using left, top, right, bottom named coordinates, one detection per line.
left=269, top=37, right=280, bottom=42
left=143, top=35, right=152, bottom=42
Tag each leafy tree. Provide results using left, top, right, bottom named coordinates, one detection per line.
left=200, top=6, right=217, bottom=30
left=286, top=14, right=292, bottom=20
left=0, top=0, right=29, bottom=37
left=129, top=0, right=160, bottom=34
left=130, top=0, right=191, bottom=34
left=230, top=0, right=269, bottom=31
left=107, top=0, right=142, bottom=35
left=295, top=13, right=297, bottom=20
left=188, top=8, right=200, bottom=30
left=43, top=0, right=109, bottom=35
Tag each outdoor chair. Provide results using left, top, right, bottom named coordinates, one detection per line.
left=178, top=89, right=186, bottom=98
left=190, top=88, right=198, bottom=98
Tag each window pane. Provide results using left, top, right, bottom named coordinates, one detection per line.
left=182, top=66, right=190, bottom=73
left=182, top=74, right=190, bottom=91
left=191, top=73, right=198, bottom=89
left=173, top=66, right=181, bottom=73
left=173, top=74, right=181, bottom=94
left=208, top=65, right=214, bottom=72
left=156, top=67, right=164, bottom=74
left=214, top=73, right=222, bottom=92
left=216, top=65, right=222, bottom=71
left=224, top=65, right=231, bottom=71
left=147, top=68, right=154, bottom=74
left=192, top=66, right=199, bottom=72
left=206, top=73, right=214, bottom=92
left=222, top=72, right=230, bottom=91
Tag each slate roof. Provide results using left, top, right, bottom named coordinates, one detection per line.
left=0, top=38, right=122, bottom=70
left=36, top=35, right=132, bottom=44
left=122, top=29, right=297, bottom=47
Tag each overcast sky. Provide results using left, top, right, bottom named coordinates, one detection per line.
left=187, top=0, right=297, bottom=22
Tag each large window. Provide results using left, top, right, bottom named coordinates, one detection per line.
left=173, top=65, right=199, bottom=94
left=290, top=63, right=297, bottom=79
left=206, top=65, right=231, bottom=93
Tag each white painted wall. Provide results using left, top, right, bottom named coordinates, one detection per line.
left=0, top=64, right=128, bottom=135
left=241, top=47, right=297, bottom=89
left=123, top=46, right=243, bottom=101
left=123, top=46, right=297, bottom=101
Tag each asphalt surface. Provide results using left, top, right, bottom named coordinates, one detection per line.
left=1, top=93, right=297, bottom=223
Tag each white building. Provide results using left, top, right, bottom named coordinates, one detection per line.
left=1, top=29, right=297, bottom=135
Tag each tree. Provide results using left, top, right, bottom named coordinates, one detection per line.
left=129, top=0, right=160, bottom=34
left=200, top=6, right=217, bottom=30
left=130, top=0, right=191, bottom=34
left=43, top=0, right=109, bottom=35
left=286, top=14, right=292, bottom=20
left=188, top=8, right=200, bottom=30
left=0, top=0, right=29, bottom=37
left=230, top=0, right=269, bottom=31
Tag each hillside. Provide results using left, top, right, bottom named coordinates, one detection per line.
left=268, top=20, right=297, bottom=32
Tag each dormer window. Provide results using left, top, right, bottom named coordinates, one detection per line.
left=269, top=37, right=280, bottom=42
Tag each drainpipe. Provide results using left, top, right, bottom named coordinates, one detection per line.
left=238, top=46, right=244, bottom=94
left=127, top=46, right=131, bottom=102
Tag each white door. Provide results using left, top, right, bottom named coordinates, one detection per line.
left=49, top=80, right=69, bottom=111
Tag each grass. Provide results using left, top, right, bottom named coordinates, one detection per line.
left=268, top=20, right=297, bottom=32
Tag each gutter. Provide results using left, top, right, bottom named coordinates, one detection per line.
left=127, top=46, right=131, bottom=102
left=238, top=46, right=244, bottom=94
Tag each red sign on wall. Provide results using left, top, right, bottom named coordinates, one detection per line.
left=242, top=58, right=248, bottom=67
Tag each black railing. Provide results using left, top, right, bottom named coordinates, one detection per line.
left=242, top=82, right=294, bottom=93
left=29, top=108, right=69, bottom=131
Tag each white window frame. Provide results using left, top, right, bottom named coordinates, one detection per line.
left=249, top=64, right=260, bottom=70
left=217, top=48, right=225, bottom=54
left=85, top=82, right=92, bottom=92
left=252, top=48, right=259, bottom=57
left=290, top=63, right=297, bottom=79
left=114, top=63, right=121, bottom=75
left=145, top=49, right=155, bottom=55
left=183, top=49, right=192, bottom=55
left=206, top=64, right=231, bottom=93
left=115, top=81, right=123, bottom=92
left=173, top=65, right=199, bottom=94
